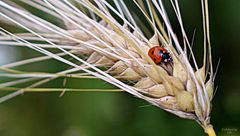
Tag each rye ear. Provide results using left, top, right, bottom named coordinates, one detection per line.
left=0, top=0, right=216, bottom=135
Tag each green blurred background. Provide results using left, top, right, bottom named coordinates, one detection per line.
left=0, top=0, right=240, bottom=136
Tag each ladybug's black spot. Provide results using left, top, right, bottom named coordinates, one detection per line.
left=151, top=51, right=154, bottom=55
left=153, top=58, right=156, bottom=61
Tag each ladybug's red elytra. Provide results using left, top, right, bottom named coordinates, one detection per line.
left=148, top=46, right=173, bottom=64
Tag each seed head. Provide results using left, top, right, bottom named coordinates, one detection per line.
left=0, top=0, right=217, bottom=135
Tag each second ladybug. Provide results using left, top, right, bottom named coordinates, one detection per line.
left=148, top=46, right=173, bottom=64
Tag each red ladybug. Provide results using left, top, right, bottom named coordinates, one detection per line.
left=148, top=46, right=173, bottom=64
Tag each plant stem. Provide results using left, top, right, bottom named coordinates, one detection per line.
left=205, top=125, right=216, bottom=136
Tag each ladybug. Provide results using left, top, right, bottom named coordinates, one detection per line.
left=148, top=46, right=173, bottom=64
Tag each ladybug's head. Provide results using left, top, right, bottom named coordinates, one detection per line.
left=161, top=51, right=173, bottom=63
